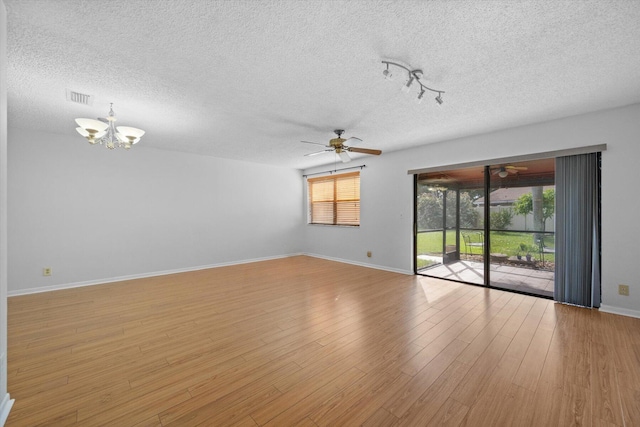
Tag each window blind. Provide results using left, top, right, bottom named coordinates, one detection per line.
left=308, top=171, right=360, bottom=226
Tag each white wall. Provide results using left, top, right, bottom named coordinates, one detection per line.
left=8, top=128, right=304, bottom=293
left=303, top=104, right=640, bottom=317
left=6, top=105, right=640, bottom=318
left=0, top=0, right=14, bottom=423
left=302, top=157, right=414, bottom=275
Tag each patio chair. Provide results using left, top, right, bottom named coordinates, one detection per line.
left=462, top=232, right=484, bottom=257
left=538, top=237, right=555, bottom=267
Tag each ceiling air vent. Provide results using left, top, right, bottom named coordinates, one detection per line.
left=66, top=89, right=94, bottom=106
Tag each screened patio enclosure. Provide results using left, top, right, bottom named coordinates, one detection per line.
left=415, top=158, right=556, bottom=298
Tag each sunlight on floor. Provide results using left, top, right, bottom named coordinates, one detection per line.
left=418, top=260, right=554, bottom=297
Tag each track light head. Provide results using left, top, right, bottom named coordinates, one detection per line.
left=401, top=75, right=414, bottom=93
left=435, top=93, right=443, bottom=105
left=416, top=89, right=425, bottom=104
left=382, top=64, right=393, bottom=80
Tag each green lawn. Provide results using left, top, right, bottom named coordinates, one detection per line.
left=417, top=230, right=555, bottom=261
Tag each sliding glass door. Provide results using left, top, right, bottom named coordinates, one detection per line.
left=416, top=166, right=485, bottom=286
left=487, top=160, right=555, bottom=297
left=415, top=159, right=555, bottom=298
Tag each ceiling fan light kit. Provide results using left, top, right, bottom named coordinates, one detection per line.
left=382, top=60, right=445, bottom=106
left=75, top=103, right=145, bottom=150
left=492, top=165, right=529, bottom=178
left=337, top=151, right=351, bottom=162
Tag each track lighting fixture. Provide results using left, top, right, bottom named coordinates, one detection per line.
left=382, top=60, right=445, bottom=106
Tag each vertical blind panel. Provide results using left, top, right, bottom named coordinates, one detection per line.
left=308, top=172, right=360, bottom=226
left=554, top=153, right=601, bottom=308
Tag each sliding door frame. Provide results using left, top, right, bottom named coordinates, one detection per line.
left=407, top=144, right=607, bottom=299
left=412, top=144, right=606, bottom=299
left=483, top=166, right=491, bottom=286
left=413, top=166, right=552, bottom=298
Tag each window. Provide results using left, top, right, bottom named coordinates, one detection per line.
left=308, top=171, right=360, bottom=226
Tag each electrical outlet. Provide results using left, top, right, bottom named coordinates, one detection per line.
left=43, top=267, right=52, bottom=276
left=367, top=251, right=372, bottom=258
left=618, top=284, right=629, bottom=296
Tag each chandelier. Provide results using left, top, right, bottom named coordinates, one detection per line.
left=382, top=60, right=445, bottom=105
left=75, top=103, right=145, bottom=150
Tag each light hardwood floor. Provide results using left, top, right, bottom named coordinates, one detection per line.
left=6, top=256, right=640, bottom=426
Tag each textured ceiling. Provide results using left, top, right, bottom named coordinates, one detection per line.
left=6, top=0, right=640, bottom=169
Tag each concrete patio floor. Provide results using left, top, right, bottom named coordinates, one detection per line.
left=417, top=257, right=554, bottom=298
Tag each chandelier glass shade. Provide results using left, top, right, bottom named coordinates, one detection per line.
left=75, top=104, right=144, bottom=150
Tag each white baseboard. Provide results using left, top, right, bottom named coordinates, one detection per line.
left=8, top=253, right=304, bottom=297
left=0, top=393, right=14, bottom=427
left=599, top=304, right=640, bottom=319
left=303, top=253, right=413, bottom=275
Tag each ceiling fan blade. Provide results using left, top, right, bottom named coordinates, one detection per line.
left=347, top=147, right=382, bottom=155
left=342, top=137, right=362, bottom=145
left=338, top=151, right=351, bottom=163
left=304, top=149, right=333, bottom=157
left=301, top=140, right=327, bottom=146
left=505, top=165, right=528, bottom=170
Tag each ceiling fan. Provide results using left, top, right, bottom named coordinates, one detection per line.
left=302, top=129, right=382, bottom=163
left=492, top=165, right=528, bottom=178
